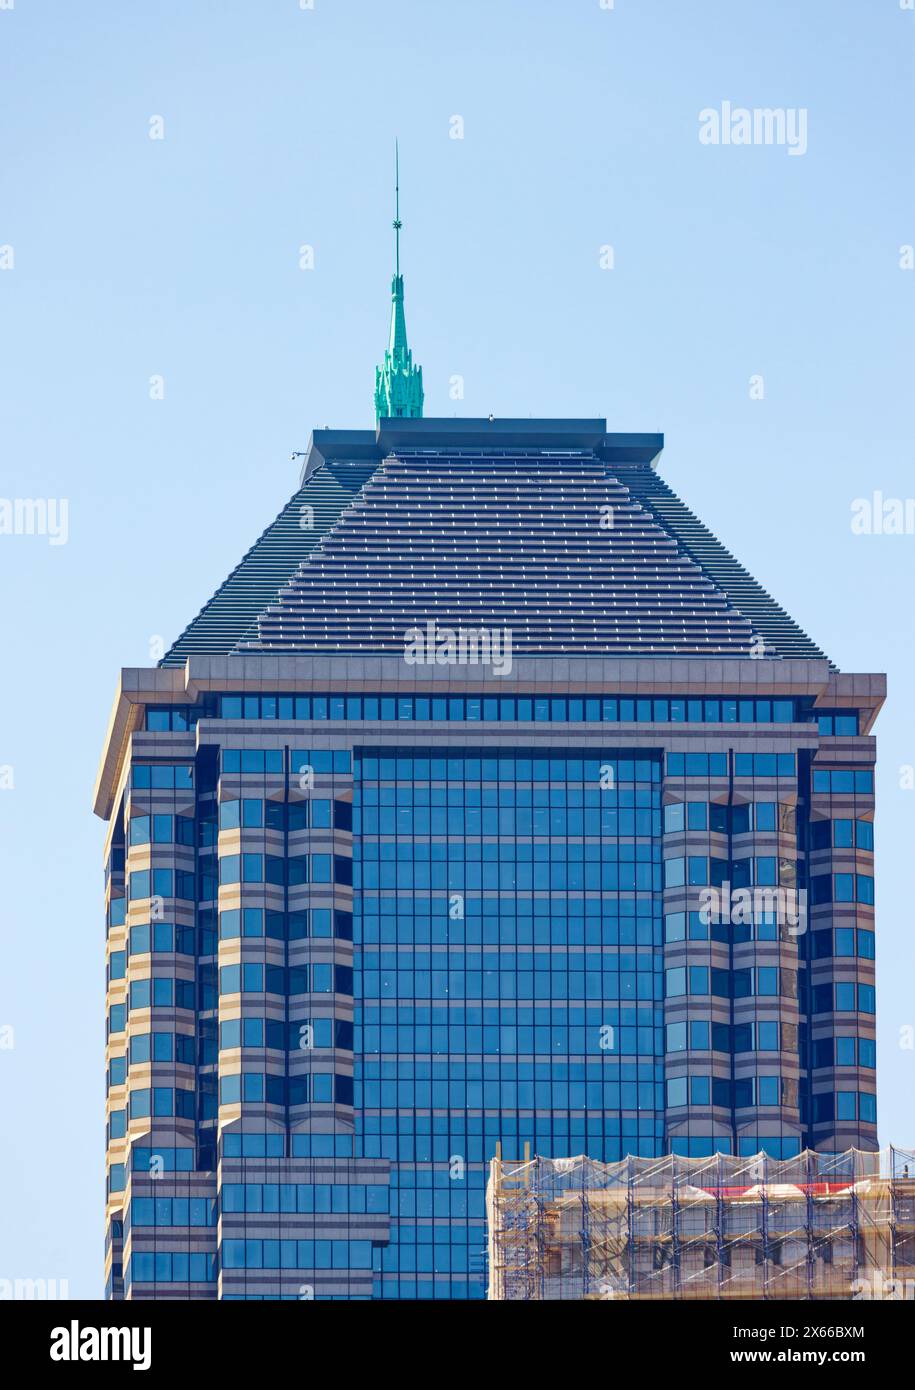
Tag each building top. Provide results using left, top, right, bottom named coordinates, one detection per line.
left=160, top=417, right=828, bottom=669
left=303, top=418, right=661, bottom=479
left=373, top=142, right=423, bottom=423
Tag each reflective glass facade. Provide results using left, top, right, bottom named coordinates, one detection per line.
left=355, top=749, right=663, bottom=1298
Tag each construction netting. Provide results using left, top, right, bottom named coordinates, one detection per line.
left=487, top=1147, right=915, bottom=1300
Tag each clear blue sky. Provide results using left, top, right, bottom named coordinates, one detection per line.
left=0, top=0, right=912, bottom=1297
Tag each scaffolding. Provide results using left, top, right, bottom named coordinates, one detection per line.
left=487, top=1147, right=915, bottom=1300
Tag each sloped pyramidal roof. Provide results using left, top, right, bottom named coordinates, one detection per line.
left=162, top=419, right=827, bottom=667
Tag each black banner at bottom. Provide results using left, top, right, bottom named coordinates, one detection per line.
left=4, top=1295, right=908, bottom=1376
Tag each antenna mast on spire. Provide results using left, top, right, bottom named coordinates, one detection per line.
left=393, top=139, right=401, bottom=277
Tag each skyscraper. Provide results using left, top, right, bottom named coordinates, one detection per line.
left=96, top=190, right=881, bottom=1303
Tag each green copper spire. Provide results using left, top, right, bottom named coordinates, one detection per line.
left=374, top=141, right=423, bottom=422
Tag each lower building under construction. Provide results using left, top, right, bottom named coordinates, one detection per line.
left=487, top=1147, right=915, bottom=1300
